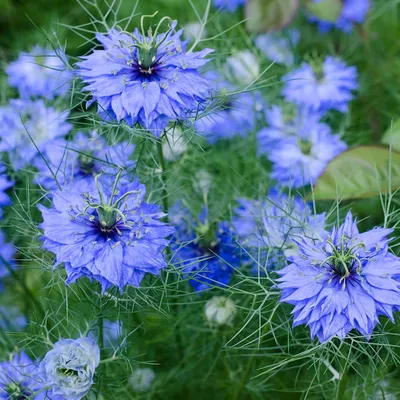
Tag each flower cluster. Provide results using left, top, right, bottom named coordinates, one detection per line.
left=277, top=212, right=400, bottom=343
left=76, top=19, right=213, bottom=136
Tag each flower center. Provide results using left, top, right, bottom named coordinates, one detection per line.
left=6, top=382, right=31, bottom=400
left=58, top=367, right=79, bottom=378
left=298, top=139, right=312, bottom=155
left=78, top=153, right=95, bottom=175
left=96, top=206, right=120, bottom=233
left=196, top=222, right=219, bottom=253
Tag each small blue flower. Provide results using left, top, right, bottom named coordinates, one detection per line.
left=170, top=203, right=243, bottom=292
left=214, top=0, right=246, bottom=12
left=38, top=171, right=174, bottom=292
left=0, top=164, right=14, bottom=218
left=0, top=231, right=16, bottom=292
left=233, top=191, right=326, bottom=268
left=34, top=131, right=135, bottom=192
left=40, top=337, right=100, bottom=400
left=0, top=352, right=47, bottom=399
left=308, top=0, right=370, bottom=33
left=268, top=121, right=347, bottom=188
left=195, top=72, right=264, bottom=143
left=277, top=211, right=400, bottom=343
left=257, top=103, right=327, bottom=149
left=0, top=99, right=72, bottom=170
left=282, top=56, right=358, bottom=113
left=0, top=306, right=27, bottom=332
left=6, top=46, right=73, bottom=99
left=76, top=20, right=213, bottom=136
left=255, top=30, right=300, bottom=66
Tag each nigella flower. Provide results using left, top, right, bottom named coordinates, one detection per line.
left=6, top=46, right=73, bottom=99
left=0, top=352, right=46, bottom=399
left=233, top=190, right=326, bottom=269
left=308, top=0, right=370, bottom=33
left=282, top=56, right=358, bottom=113
left=40, top=337, right=100, bottom=400
left=255, top=30, right=300, bottom=66
left=214, top=0, right=246, bottom=12
left=277, top=211, right=400, bottom=343
left=76, top=18, right=213, bottom=136
left=0, top=164, right=14, bottom=218
left=225, top=50, right=260, bottom=85
left=34, top=131, right=136, bottom=192
left=170, top=203, right=243, bottom=292
left=195, top=72, right=264, bottom=143
left=0, top=231, right=16, bottom=292
left=38, top=170, right=174, bottom=292
left=0, top=99, right=71, bottom=170
left=0, top=306, right=27, bottom=332
left=268, top=123, right=347, bottom=188
left=257, top=103, right=327, bottom=149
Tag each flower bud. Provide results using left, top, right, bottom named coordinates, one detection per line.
left=225, top=50, right=260, bottom=85
left=205, top=296, right=236, bottom=326
left=162, top=127, right=187, bottom=161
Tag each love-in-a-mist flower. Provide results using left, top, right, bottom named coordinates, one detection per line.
left=38, top=170, right=174, bottom=292
left=268, top=124, right=347, bottom=188
left=6, top=46, right=72, bottom=99
left=40, top=337, right=100, bottom=400
left=205, top=296, right=237, bottom=326
left=282, top=56, right=358, bottom=113
left=277, top=211, right=400, bottom=343
left=195, top=72, right=263, bottom=143
left=0, top=164, right=14, bottom=218
left=170, top=203, right=243, bottom=292
left=225, top=50, right=260, bottom=85
left=34, top=131, right=136, bottom=192
left=76, top=17, right=213, bottom=136
left=233, top=190, right=326, bottom=269
left=0, top=99, right=71, bottom=170
left=0, top=231, right=16, bottom=292
left=308, top=0, right=370, bottom=33
left=214, top=0, right=246, bottom=13
left=255, top=30, right=300, bottom=66
left=0, top=352, right=46, bottom=399
left=129, top=368, right=156, bottom=393
left=257, top=103, right=327, bottom=149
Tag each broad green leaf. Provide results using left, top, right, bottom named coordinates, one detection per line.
left=245, top=0, right=299, bottom=33
left=313, top=146, right=400, bottom=200
left=304, top=0, right=343, bottom=22
left=381, top=119, right=400, bottom=152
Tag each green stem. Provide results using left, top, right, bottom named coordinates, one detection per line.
left=156, top=137, right=169, bottom=222
left=337, top=369, right=349, bottom=400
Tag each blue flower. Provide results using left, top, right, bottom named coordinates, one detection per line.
left=214, top=0, right=246, bottom=12
left=34, top=131, right=136, bottom=192
left=0, top=164, right=14, bottom=218
left=6, top=46, right=73, bottom=99
left=38, top=171, right=174, bottom=292
left=0, top=306, right=27, bottom=332
left=0, top=99, right=72, bottom=170
left=233, top=191, right=326, bottom=270
left=277, top=211, right=400, bottom=343
left=195, top=72, right=264, bottom=143
left=268, top=122, right=347, bottom=188
left=170, top=204, right=243, bottom=292
left=257, top=103, right=327, bottom=149
left=40, top=337, right=100, bottom=400
left=0, top=231, right=16, bottom=292
left=282, top=56, right=358, bottom=113
left=255, top=30, right=300, bottom=66
left=308, top=0, right=370, bottom=33
left=76, top=20, right=213, bottom=136
left=0, top=352, right=47, bottom=399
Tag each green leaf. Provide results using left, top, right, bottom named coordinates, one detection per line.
left=381, top=119, right=400, bottom=152
left=304, top=0, right=343, bottom=22
left=313, top=146, right=400, bottom=200
left=245, top=0, right=299, bottom=33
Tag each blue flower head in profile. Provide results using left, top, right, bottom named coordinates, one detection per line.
left=277, top=211, right=400, bottom=343
left=76, top=15, right=213, bottom=136
left=195, top=72, right=264, bottom=143
left=0, top=352, right=46, bottom=399
left=38, top=169, right=174, bottom=292
left=282, top=56, right=358, bottom=113
left=6, top=46, right=73, bottom=99
left=34, top=131, right=136, bottom=193
left=170, top=203, right=243, bottom=292
left=308, top=0, right=370, bottom=33
left=0, top=231, right=16, bottom=292
left=255, top=30, right=300, bottom=66
left=40, top=337, right=100, bottom=400
left=0, top=99, right=72, bottom=170
left=268, top=123, right=347, bottom=188
left=233, top=190, right=326, bottom=273
left=214, top=0, right=246, bottom=12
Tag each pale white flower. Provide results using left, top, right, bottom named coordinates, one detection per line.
left=225, top=50, right=260, bottom=85
left=205, top=296, right=236, bottom=326
left=193, top=169, right=212, bottom=196
left=162, top=127, right=187, bottom=161
left=184, top=21, right=207, bottom=41
left=129, top=368, right=156, bottom=393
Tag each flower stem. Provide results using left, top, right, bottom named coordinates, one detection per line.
left=156, top=137, right=169, bottom=222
